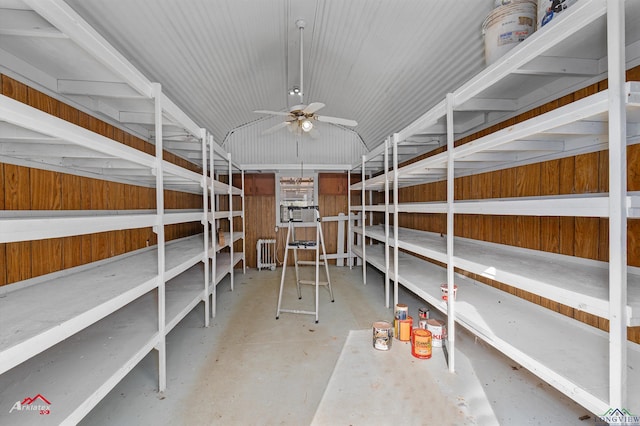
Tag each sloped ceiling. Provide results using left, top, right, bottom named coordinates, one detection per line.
left=63, top=0, right=494, bottom=153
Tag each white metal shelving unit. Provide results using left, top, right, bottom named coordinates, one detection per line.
left=348, top=137, right=396, bottom=308
left=350, top=0, right=640, bottom=415
left=0, top=93, right=210, bottom=424
left=0, top=1, right=244, bottom=423
left=207, top=137, right=245, bottom=317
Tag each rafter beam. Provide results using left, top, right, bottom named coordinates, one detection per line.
left=58, top=80, right=144, bottom=99
left=0, top=8, right=66, bottom=38
left=162, top=141, right=202, bottom=151
left=24, top=0, right=153, bottom=98
left=456, top=98, right=518, bottom=112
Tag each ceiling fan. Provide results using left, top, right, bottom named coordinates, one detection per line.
left=254, top=19, right=357, bottom=135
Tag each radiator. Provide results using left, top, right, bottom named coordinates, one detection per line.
left=256, top=239, right=276, bottom=270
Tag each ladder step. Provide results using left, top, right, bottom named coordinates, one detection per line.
left=278, top=308, right=317, bottom=316
left=298, top=279, right=330, bottom=286
left=296, top=260, right=325, bottom=266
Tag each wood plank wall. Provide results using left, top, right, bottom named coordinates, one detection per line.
left=236, top=173, right=349, bottom=268
left=0, top=75, right=203, bottom=287
left=393, top=66, right=640, bottom=342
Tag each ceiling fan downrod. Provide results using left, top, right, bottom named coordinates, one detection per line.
left=296, top=19, right=305, bottom=105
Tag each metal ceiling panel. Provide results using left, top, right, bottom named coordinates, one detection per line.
left=62, top=0, right=494, bottom=154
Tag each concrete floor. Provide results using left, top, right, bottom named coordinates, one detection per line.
left=80, top=264, right=594, bottom=425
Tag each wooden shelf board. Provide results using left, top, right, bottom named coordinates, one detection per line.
left=0, top=235, right=202, bottom=376
left=0, top=293, right=159, bottom=425
left=165, top=265, right=205, bottom=334
left=363, top=225, right=640, bottom=326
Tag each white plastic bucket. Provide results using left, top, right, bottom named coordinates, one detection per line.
left=538, top=0, right=579, bottom=29
left=482, top=0, right=537, bottom=65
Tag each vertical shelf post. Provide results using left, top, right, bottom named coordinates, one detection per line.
left=152, top=82, right=167, bottom=392
left=607, top=0, right=627, bottom=409
left=446, top=92, right=455, bottom=373
left=392, top=133, right=399, bottom=309
left=201, top=128, right=210, bottom=328
left=228, top=152, right=234, bottom=291
left=209, top=135, right=217, bottom=318
left=384, top=137, right=390, bottom=309
left=347, top=169, right=352, bottom=269
left=361, top=154, right=367, bottom=284
left=241, top=168, right=246, bottom=274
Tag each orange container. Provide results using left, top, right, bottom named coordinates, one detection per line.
left=395, top=316, right=413, bottom=341
left=411, top=328, right=432, bottom=359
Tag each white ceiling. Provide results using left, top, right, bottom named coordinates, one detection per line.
left=8, top=1, right=639, bottom=173
left=58, top=0, right=494, bottom=152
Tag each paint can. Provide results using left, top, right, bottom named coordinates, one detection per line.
left=394, top=304, right=409, bottom=339
left=482, top=0, right=537, bottom=65
left=418, top=307, right=430, bottom=329
left=395, top=303, right=408, bottom=320
left=411, top=328, right=432, bottom=359
left=427, top=319, right=447, bottom=348
left=395, top=316, right=413, bottom=341
left=372, top=321, right=393, bottom=351
left=440, top=284, right=458, bottom=301
left=538, top=0, right=579, bottom=29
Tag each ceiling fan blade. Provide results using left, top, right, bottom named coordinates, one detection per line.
left=254, top=110, right=292, bottom=117
left=262, top=121, right=290, bottom=135
left=302, top=102, right=325, bottom=114
left=315, top=115, right=357, bottom=127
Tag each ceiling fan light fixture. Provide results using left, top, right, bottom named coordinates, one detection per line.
left=289, top=86, right=300, bottom=96
left=301, top=119, right=313, bottom=132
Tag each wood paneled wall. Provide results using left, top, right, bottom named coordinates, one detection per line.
left=0, top=75, right=203, bottom=287
left=394, top=66, right=640, bottom=342
left=238, top=172, right=350, bottom=268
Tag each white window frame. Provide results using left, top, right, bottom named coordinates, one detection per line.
left=275, top=171, right=318, bottom=227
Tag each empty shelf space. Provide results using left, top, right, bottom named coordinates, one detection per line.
left=359, top=225, right=640, bottom=326
left=165, top=234, right=206, bottom=281
left=393, top=192, right=640, bottom=217
left=211, top=253, right=238, bottom=286
left=163, top=209, right=204, bottom=226
left=0, top=292, right=159, bottom=426
left=0, top=96, right=204, bottom=193
left=351, top=244, right=386, bottom=273
left=453, top=192, right=640, bottom=218
left=352, top=204, right=387, bottom=212
left=0, top=209, right=207, bottom=243
left=211, top=180, right=238, bottom=195
left=395, top=83, right=640, bottom=188
left=210, top=232, right=244, bottom=253
left=350, top=173, right=386, bottom=191
left=209, top=210, right=243, bottom=221
left=0, top=210, right=156, bottom=243
left=165, top=264, right=206, bottom=334
left=0, top=234, right=203, bottom=376
left=352, top=244, right=640, bottom=415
